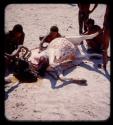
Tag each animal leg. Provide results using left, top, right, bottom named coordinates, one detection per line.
left=56, top=66, right=87, bottom=84
left=46, top=70, right=59, bottom=80
left=65, top=32, right=99, bottom=46
left=76, top=53, right=102, bottom=60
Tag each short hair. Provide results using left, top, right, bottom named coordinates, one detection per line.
left=86, top=18, right=95, bottom=26
left=50, top=26, right=59, bottom=32
left=13, top=24, right=23, bottom=32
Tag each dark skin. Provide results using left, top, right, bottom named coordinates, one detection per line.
left=84, top=19, right=103, bottom=53
left=78, top=4, right=98, bottom=34
left=5, top=25, right=25, bottom=54
left=5, top=25, right=25, bottom=76
left=39, top=26, right=61, bottom=51
left=102, top=5, right=110, bottom=70
left=40, top=31, right=61, bottom=44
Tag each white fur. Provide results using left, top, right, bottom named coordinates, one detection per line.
left=28, top=32, right=101, bottom=82
left=65, top=32, right=99, bottom=45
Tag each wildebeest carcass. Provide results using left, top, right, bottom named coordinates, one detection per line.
left=5, top=32, right=102, bottom=84
left=28, top=31, right=102, bottom=84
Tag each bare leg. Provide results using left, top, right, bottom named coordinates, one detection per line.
left=102, top=28, right=110, bottom=70
left=79, top=11, right=84, bottom=34
left=84, top=15, right=89, bottom=33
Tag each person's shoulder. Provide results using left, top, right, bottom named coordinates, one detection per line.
left=22, top=31, right=25, bottom=36
left=94, top=25, right=101, bottom=29
left=93, top=25, right=101, bottom=31
left=5, top=31, right=12, bottom=39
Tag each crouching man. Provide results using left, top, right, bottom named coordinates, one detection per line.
left=83, top=18, right=103, bottom=54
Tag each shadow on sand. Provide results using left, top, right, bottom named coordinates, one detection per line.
left=80, top=59, right=110, bottom=81
left=5, top=82, right=20, bottom=100
left=45, top=57, right=110, bottom=89
left=45, top=65, right=88, bottom=89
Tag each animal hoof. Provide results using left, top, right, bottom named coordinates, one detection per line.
left=5, top=78, right=11, bottom=84
left=97, top=64, right=102, bottom=68
left=81, top=79, right=87, bottom=83
left=78, top=79, right=87, bottom=85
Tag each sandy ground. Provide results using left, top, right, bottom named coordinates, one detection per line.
left=4, top=4, right=110, bottom=121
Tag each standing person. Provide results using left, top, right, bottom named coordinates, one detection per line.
left=4, top=24, right=25, bottom=54
left=77, top=4, right=98, bottom=34
left=102, top=5, right=110, bottom=70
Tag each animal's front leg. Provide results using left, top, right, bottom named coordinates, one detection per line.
left=56, top=66, right=64, bottom=81
left=47, top=65, right=67, bottom=81
left=56, top=66, right=75, bottom=82
left=46, top=70, right=59, bottom=80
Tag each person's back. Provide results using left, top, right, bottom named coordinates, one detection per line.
left=39, top=25, right=61, bottom=51
left=5, top=31, right=16, bottom=54
left=5, top=24, right=25, bottom=54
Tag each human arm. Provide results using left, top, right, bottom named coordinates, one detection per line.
left=89, top=4, right=98, bottom=14
left=19, top=32, right=25, bottom=45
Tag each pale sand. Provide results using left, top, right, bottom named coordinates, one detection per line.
left=4, top=4, right=110, bottom=121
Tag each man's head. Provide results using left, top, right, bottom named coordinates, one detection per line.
left=40, top=25, right=61, bottom=44
left=85, top=18, right=95, bottom=29
left=13, top=24, right=23, bottom=32
left=50, top=25, right=59, bottom=32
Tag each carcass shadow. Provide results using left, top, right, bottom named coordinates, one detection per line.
left=45, top=66, right=87, bottom=89
left=45, top=46, right=110, bottom=89
left=59, top=44, right=110, bottom=82
left=80, top=43, right=110, bottom=81
left=79, top=59, right=110, bottom=81
left=45, top=55, right=110, bottom=89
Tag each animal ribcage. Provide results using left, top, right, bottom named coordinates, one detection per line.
left=47, top=38, right=77, bottom=64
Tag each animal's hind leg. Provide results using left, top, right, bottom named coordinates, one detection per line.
left=56, top=66, right=87, bottom=84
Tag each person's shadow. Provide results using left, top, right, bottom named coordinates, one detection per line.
left=80, top=43, right=110, bottom=81
left=5, top=82, right=20, bottom=100
left=79, top=61, right=110, bottom=81
left=5, top=68, right=21, bottom=100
